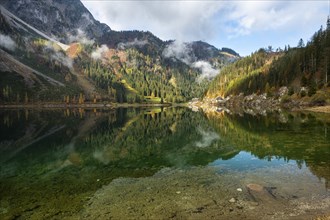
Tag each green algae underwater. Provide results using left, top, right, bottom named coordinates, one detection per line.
left=0, top=107, right=329, bottom=219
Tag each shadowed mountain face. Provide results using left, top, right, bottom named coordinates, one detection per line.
left=0, top=0, right=111, bottom=43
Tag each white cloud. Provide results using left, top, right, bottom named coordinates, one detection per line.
left=43, top=41, right=73, bottom=68
left=193, top=61, right=219, bottom=82
left=51, top=52, right=73, bottom=68
left=82, top=1, right=328, bottom=55
left=0, top=34, right=16, bottom=51
left=162, top=41, right=219, bottom=80
left=91, top=44, right=109, bottom=60
left=67, top=29, right=95, bottom=45
left=223, top=1, right=327, bottom=39
left=82, top=1, right=223, bottom=41
left=117, top=38, right=148, bottom=50
left=162, top=40, right=195, bottom=65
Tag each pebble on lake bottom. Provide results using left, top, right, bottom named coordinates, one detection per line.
left=229, top=198, right=236, bottom=203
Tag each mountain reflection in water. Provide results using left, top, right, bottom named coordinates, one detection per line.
left=0, top=107, right=329, bottom=218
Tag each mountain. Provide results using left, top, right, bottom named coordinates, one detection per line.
left=190, top=41, right=239, bottom=60
left=206, top=21, right=330, bottom=105
left=0, top=0, right=110, bottom=43
left=0, top=0, right=239, bottom=104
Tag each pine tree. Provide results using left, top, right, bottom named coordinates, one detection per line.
left=297, top=38, right=305, bottom=48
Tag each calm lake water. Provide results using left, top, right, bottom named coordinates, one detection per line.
left=0, top=107, right=329, bottom=219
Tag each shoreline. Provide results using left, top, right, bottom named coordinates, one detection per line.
left=302, top=105, right=330, bottom=113
left=0, top=102, right=172, bottom=109
left=188, top=88, right=330, bottom=114
left=1, top=101, right=329, bottom=114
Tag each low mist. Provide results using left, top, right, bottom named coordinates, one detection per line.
left=163, top=41, right=220, bottom=81
left=91, top=44, right=109, bottom=60
left=0, top=34, right=16, bottom=51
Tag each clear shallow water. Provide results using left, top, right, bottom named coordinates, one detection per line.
left=0, top=108, right=329, bottom=219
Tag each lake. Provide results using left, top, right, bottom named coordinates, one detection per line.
left=0, top=107, right=329, bottom=219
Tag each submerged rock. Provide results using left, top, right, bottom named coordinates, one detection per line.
left=246, top=183, right=264, bottom=192
left=246, top=183, right=279, bottom=206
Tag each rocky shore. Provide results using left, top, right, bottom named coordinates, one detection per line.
left=189, top=87, right=330, bottom=115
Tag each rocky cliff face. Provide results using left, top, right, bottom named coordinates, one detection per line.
left=1, top=0, right=111, bottom=43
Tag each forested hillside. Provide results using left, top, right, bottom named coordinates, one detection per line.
left=0, top=1, right=239, bottom=105
left=207, top=18, right=330, bottom=99
left=78, top=46, right=210, bottom=103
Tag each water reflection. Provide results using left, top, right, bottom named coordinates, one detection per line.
left=0, top=108, right=329, bottom=218
left=206, top=110, right=330, bottom=188
left=1, top=108, right=329, bottom=181
left=1, top=108, right=329, bottom=176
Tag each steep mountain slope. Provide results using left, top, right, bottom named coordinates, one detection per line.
left=206, top=49, right=282, bottom=97
left=0, top=5, right=69, bottom=50
left=0, top=0, right=239, bottom=104
left=0, top=0, right=110, bottom=43
left=206, top=20, right=330, bottom=102
left=0, top=6, right=85, bottom=103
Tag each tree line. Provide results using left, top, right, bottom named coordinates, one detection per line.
left=207, top=18, right=330, bottom=98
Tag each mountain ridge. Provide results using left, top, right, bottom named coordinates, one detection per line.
left=0, top=0, right=239, bottom=58
left=0, top=0, right=239, bottom=104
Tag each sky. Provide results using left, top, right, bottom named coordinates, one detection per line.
left=81, top=0, right=329, bottom=56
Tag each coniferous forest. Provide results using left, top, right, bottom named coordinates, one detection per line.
left=207, top=19, right=330, bottom=102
